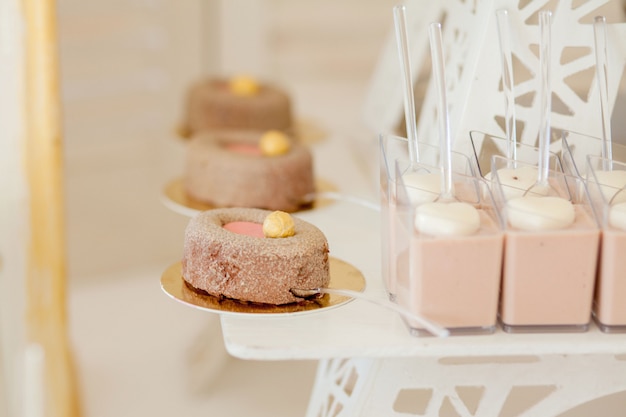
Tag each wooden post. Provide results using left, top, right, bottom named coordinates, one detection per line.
left=22, top=1, right=81, bottom=416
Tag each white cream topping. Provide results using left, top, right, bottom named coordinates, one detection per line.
left=609, top=202, right=626, bottom=231
left=402, top=172, right=443, bottom=205
left=486, top=166, right=547, bottom=199
left=592, top=169, right=626, bottom=204
left=414, top=201, right=481, bottom=236
left=506, top=196, right=575, bottom=231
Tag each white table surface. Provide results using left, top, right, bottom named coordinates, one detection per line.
left=219, top=134, right=626, bottom=361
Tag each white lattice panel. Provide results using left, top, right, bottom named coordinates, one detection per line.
left=307, top=355, right=626, bottom=417
left=454, top=0, right=626, bottom=156
left=363, top=0, right=626, bottom=157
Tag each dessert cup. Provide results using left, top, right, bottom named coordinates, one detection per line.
left=393, top=160, right=504, bottom=335
left=561, top=130, right=626, bottom=177
left=585, top=155, right=626, bottom=333
left=470, top=130, right=563, bottom=178
left=379, top=134, right=476, bottom=301
left=491, top=155, right=600, bottom=333
left=561, top=131, right=626, bottom=213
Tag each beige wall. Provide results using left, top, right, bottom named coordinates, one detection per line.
left=60, top=0, right=207, bottom=282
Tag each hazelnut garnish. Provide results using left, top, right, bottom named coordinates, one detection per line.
left=229, top=75, right=260, bottom=96
left=259, top=130, right=290, bottom=156
left=263, top=211, right=295, bottom=238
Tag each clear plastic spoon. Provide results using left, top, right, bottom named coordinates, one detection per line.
left=394, top=5, right=439, bottom=197
left=300, top=191, right=380, bottom=211
left=538, top=10, right=552, bottom=190
left=393, top=4, right=419, bottom=164
left=411, top=22, right=482, bottom=237
left=491, top=10, right=541, bottom=196
left=429, top=22, right=455, bottom=201
left=496, top=9, right=517, bottom=165
left=525, top=10, right=555, bottom=196
left=593, top=15, right=613, bottom=171
left=290, top=287, right=449, bottom=337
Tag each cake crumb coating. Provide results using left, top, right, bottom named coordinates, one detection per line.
left=182, top=207, right=330, bottom=305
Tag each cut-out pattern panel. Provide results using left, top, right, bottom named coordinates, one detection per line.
left=421, top=0, right=626, bottom=156
left=363, top=0, right=626, bottom=158
left=306, top=355, right=626, bottom=417
left=393, top=388, right=433, bottom=415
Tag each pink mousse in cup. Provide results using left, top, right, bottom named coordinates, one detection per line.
left=562, top=132, right=626, bottom=332
left=492, top=156, right=600, bottom=333
left=585, top=155, right=626, bottom=332
left=379, top=134, right=477, bottom=302
left=393, top=163, right=503, bottom=335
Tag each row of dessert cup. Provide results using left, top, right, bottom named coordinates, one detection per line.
left=380, top=131, right=626, bottom=336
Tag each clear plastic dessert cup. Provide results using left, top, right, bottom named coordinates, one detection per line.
left=561, top=130, right=626, bottom=179
left=393, top=160, right=504, bottom=336
left=379, top=134, right=476, bottom=301
left=491, top=155, right=600, bottom=333
left=469, top=130, right=563, bottom=179
left=585, top=155, right=626, bottom=333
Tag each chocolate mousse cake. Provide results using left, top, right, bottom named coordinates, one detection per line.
left=183, top=129, right=315, bottom=212
left=181, top=208, right=330, bottom=305
left=180, top=76, right=293, bottom=137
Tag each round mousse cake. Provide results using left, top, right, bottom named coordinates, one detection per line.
left=181, top=76, right=293, bottom=137
left=181, top=207, right=330, bottom=305
left=184, top=130, right=315, bottom=212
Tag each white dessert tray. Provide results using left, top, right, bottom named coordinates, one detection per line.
left=217, top=172, right=626, bottom=361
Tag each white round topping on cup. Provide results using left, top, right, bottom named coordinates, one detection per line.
left=506, top=196, right=575, bottom=231
left=609, top=202, right=626, bottom=231
left=414, top=201, right=481, bottom=236
left=486, top=166, right=546, bottom=199
left=402, top=172, right=445, bottom=205
left=593, top=170, right=626, bottom=204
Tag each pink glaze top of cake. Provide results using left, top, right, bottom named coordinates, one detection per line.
left=223, top=221, right=264, bottom=238
left=224, top=143, right=262, bottom=156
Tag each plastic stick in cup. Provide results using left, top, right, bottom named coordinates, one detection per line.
left=521, top=11, right=563, bottom=199
left=393, top=4, right=419, bottom=163
left=537, top=10, right=552, bottom=189
left=429, top=22, right=454, bottom=200
left=593, top=15, right=613, bottom=170
left=496, top=9, right=517, bottom=165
